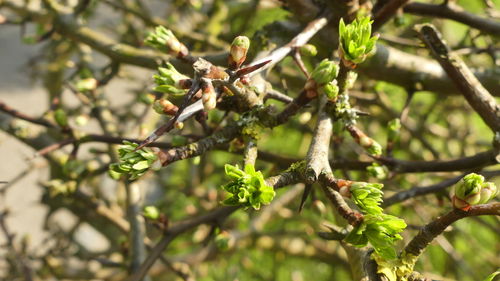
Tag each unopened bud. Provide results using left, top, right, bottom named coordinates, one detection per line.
left=145, top=26, right=188, bottom=57
left=153, top=98, right=177, bottom=115
left=229, top=36, right=250, bottom=69
left=299, top=44, right=317, bottom=57
left=174, top=121, right=184, bottom=130
left=201, top=80, right=217, bottom=111
left=143, top=206, right=160, bottom=220
left=54, top=108, right=68, bottom=127
left=478, top=182, right=498, bottom=204
left=321, top=81, right=339, bottom=101
left=310, top=59, right=339, bottom=86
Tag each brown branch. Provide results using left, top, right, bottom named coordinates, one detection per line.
left=382, top=170, right=500, bottom=207
left=404, top=2, right=500, bottom=36
left=319, top=173, right=364, bottom=226
left=305, top=98, right=333, bottom=183
left=416, top=24, right=500, bottom=132
left=372, top=0, right=411, bottom=32
left=0, top=101, right=56, bottom=128
left=380, top=149, right=499, bottom=173
left=403, top=202, right=500, bottom=259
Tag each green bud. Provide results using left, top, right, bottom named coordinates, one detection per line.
left=145, top=26, right=187, bottom=56
left=76, top=78, right=98, bottom=92
left=387, top=118, right=401, bottom=141
left=478, top=182, right=498, bottom=204
left=54, top=108, right=68, bottom=127
left=321, top=81, right=339, bottom=101
left=155, top=63, right=190, bottom=87
left=139, top=93, right=156, bottom=105
left=310, top=59, right=339, bottom=86
left=229, top=36, right=250, bottom=69
left=215, top=231, right=232, bottom=251
left=143, top=206, right=160, bottom=220
left=367, top=163, right=388, bottom=180
left=367, top=141, right=383, bottom=157
left=455, top=173, right=483, bottom=201
left=299, top=44, right=318, bottom=57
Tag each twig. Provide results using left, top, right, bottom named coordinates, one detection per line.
left=382, top=170, right=500, bottom=207
left=249, top=14, right=329, bottom=76
left=405, top=2, right=500, bottom=36
left=372, top=0, right=411, bottom=31
left=380, top=149, right=499, bottom=173
left=0, top=101, right=55, bottom=128
left=403, top=202, right=500, bottom=259
left=0, top=211, right=34, bottom=281
left=319, top=173, right=364, bottom=226
left=416, top=24, right=500, bottom=132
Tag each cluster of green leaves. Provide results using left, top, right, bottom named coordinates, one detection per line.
left=346, top=214, right=407, bottom=260
left=108, top=141, right=161, bottom=180
left=345, top=182, right=407, bottom=260
left=221, top=164, right=275, bottom=210
left=153, top=63, right=189, bottom=95
left=338, top=17, right=378, bottom=65
left=349, top=182, right=384, bottom=214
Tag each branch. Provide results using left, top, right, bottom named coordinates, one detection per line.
left=404, top=2, right=500, bottom=36
left=372, top=0, right=411, bottom=32
left=380, top=149, right=499, bottom=173
left=0, top=101, right=56, bottom=128
left=403, top=202, right=500, bottom=259
left=382, top=170, right=500, bottom=207
left=319, top=173, right=364, bottom=226
left=416, top=24, right=500, bottom=132
left=305, top=98, right=333, bottom=183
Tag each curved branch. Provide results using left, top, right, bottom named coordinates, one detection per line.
left=404, top=2, right=500, bottom=36
left=403, top=202, right=500, bottom=259
left=383, top=170, right=500, bottom=207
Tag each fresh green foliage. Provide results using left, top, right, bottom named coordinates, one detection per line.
left=153, top=63, right=189, bottom=94
left=344, top=182, right=407, bottom=260
left=108, top=141, right=161, bottom=180
left=346, top=214, right=407, bottom=260
left=221, top=164, right=275, bottom=210
left=350, top=182, right=384, bottom=214
left=338, top=17, right=378, bottom=65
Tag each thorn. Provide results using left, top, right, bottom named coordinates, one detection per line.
left=235, top=60, right=272, bottom=78
left=298, top=184, right=312, bottom=213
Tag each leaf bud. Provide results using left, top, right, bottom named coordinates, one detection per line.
left=229, top=36, right=250, bottom=70
left=299, top=44, right=318, bottom=57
